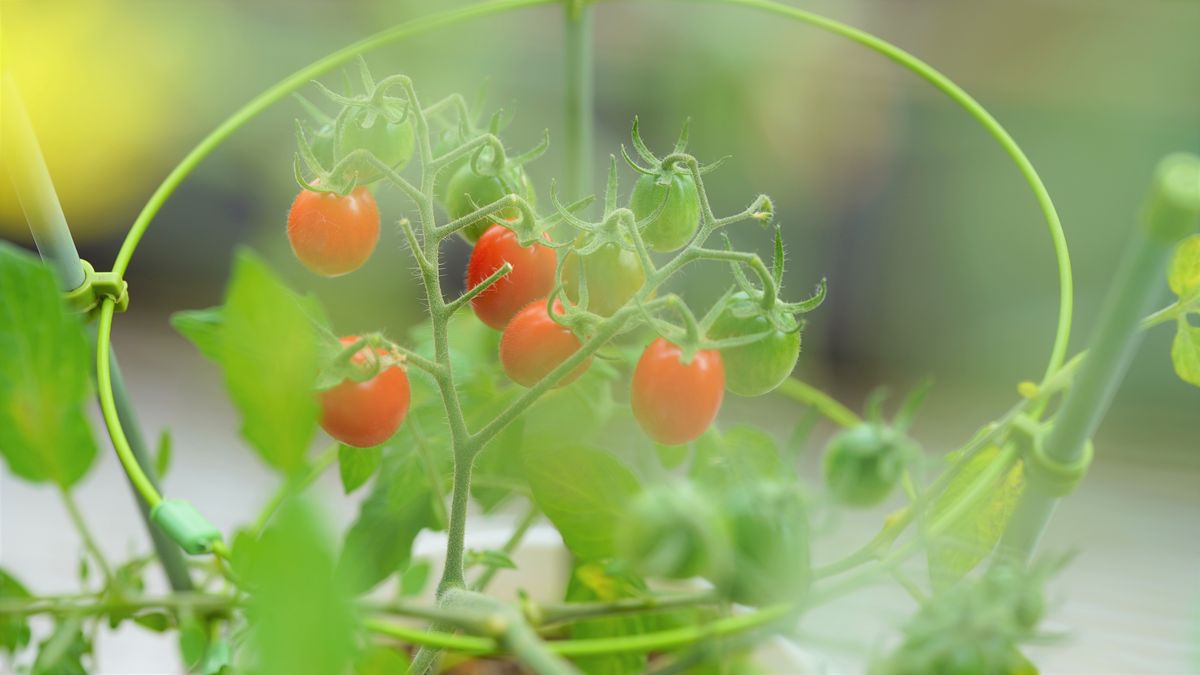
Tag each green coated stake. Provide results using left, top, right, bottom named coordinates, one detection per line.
left=1, top=75, right=195, bottom=591
left=996, top=154, right=1200, bottom=565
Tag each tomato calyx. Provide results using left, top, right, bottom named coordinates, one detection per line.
left=315, top=332, right=407, bottom=391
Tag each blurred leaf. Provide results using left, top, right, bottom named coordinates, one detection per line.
left=399, top=560, right=431, bottom=598
left=178, top=616, right=208, bottom=672
left=338, top=444, right=382, bottom=495
left=31, top=616, right=88, bottom=675
left=784, top=407, right=820, bottom=461
left=357, top=646, right=410, bottom=674
left=155, top=429, right=172, bottom=480
left=0, top=567, right=32, bottom=654
left=1168, top=234, right=1200, bottom=300
left=470, top=395, right=525, bottom=513
left=654, top=442, right=689, bottom=470
left=132, top=612, right=171, bottom=633
left=691, top=425, right=788, bottom=495
left=247, top=499, right=356, bottom=675
left=1171, top=322, right=1200, bottom=387
left=77, top=554, right=89, bottom=583
left=341, top=448, right=440, bottom=592
left=525, top=444, right=641, bottom=560
left=522, top=363, right=617, bottom=444
left=0, top=243, right=97, bottom=487
left=170, top=307, right=223, bottom=362
left=565, top=563, right=647, bottom=675
left=219, top=249, right=321, bottom=474
left=927, top=445, right=1024, bottom=590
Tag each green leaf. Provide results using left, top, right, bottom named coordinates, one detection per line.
left=465, top=549, right=516, bottom=571
left=565, top=563, right=647, bottom=675
left=338, top=444, right=382, bottom=495
left=132, top=612, right=171, bottom=633
left=247, top=499, right=356, bottom=675
left=219, top=249, right=321, bottom=474
left=927, top=445, right=1024, bottom=590
left=470, top=394, right=525, bottom=513
left=691, top=425, right=788, bottom=495
left=522, top=363, right=617, bottom=444
left=340, top=448, right=440, bottom=592
left=154, top=429, right=172, bottom=479
left=654, top=442, right=689, bottom=470
left=0, top=567, right=32, bottom=655
left=356, top=646, right=410, bottom=674
left=32, top=616, right=88, bottom=675
left=399, top=560, right=431, bottom=597
left=525, top=444, right=641, bottom=560
left=170, top=306, right=224, bottom=362
left=1168, top=234, right=1200, bottom=300
left=178, top=617, right=209, bottom=672
left=0, top=243, right=97, bottom=487
left=1171, top=321, right=1200, bottom=387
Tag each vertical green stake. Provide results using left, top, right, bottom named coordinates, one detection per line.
left=1, top=75, right=194, bottom=591
left=996, top=154, right=1200, bottom=565
left=564, top=0, right=595, bottom=201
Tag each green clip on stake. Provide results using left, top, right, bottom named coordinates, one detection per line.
left=151, top=500, right=223, bottom=555
left=63, top=259, right=130, bottom=319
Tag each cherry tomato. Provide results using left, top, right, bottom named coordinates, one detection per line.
left=562, top=242, right=646, bottom=316
left=628, top=168, right=701, bottom=252
left=823, top=424, right=907, bottom=507
left=631, top=338, right=724, bottom=445
left=337, top=107, right=414, bottom=183
left=708, top=293, right=801, bottom=397
left=287, top=185, right=380, bottom=277
left=466, top=225, right=557, bottom=330
left=319, top=336, right=411, bottom=448
left=500, top=299, right=590, bottom=387
left=444, top=163, right=536, bottom=243
left=724, top=482, right=811, bottom=606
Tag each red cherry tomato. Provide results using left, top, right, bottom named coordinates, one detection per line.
left=466, top=224, right=556, bottom=330
left=500, top=299, right=591, bottom=388
left=287, top=185, right=380, bottom=277
left=319, top=336, right=411, bottom=448
left=631, top=338, right=725, bottom=445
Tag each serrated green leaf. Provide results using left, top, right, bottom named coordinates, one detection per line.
left=399, top=560, right=431, bottom=597
left=1171, top=321, right=1200, bottom=387
left=0, top=567, right=33, bottom=654
left=340, top=448, right=440, bottom=592
left=338, top=444, right=382, bottom=495
left=356, top=646, right=410, bottom=674
left=219, top=250, right=321, bottom=474
left=565, top=563, right=647, bottom=675
left=927, top=445, right=1024, bottom=590
left=0, top=243, right=97, bottom=487
left=691, top=425, right=788, bottom=495
left=525, top=445, right=641, bottom=560
left=248, top=499, right=356, bottom=675
left=170, top=306, right=224, bottom=362
left=154, top=429, right=172, bottom=479
left=1168, top=234, right=1200, bottom=300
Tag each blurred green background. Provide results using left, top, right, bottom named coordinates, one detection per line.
left=2, top=0, right=1198, bottom=459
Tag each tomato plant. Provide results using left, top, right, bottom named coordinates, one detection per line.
left=286, top=184, right=380, bottom=277
left=466, top=223, right=557, bottom=330
left=499, top=299, right=590, bottom=387
left=319, top=336, right=411, bottom=448
left=631, top=338, right=725, bottom=446
left=4, top=5, right=1199, bottom=675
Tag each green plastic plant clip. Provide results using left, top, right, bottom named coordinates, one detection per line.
left=62, top=259, right=129, bottom=319
left=1010, top=415, right=1093, bottom=498
left=150, top=500, right=223, bottom=555
left=1142, top=153, right=1200, bottom=243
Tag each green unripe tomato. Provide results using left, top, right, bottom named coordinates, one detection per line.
left=823, top=424, right=909, bottom=507
left=337, top=108, right=415, bottom=183
left=708, top=293, right=801, bottom=397
left=562, top=242, right=646, bottom=316
left=724, top=482, right=811, bottom=606
left=444, top=163, right=536, bottom=244
left=617, top=483, right=728, bottom=580
left=629, top=168, right=701, bottom=252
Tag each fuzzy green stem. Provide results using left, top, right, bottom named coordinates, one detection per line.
left=775, top=378, right=861, bottom=428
